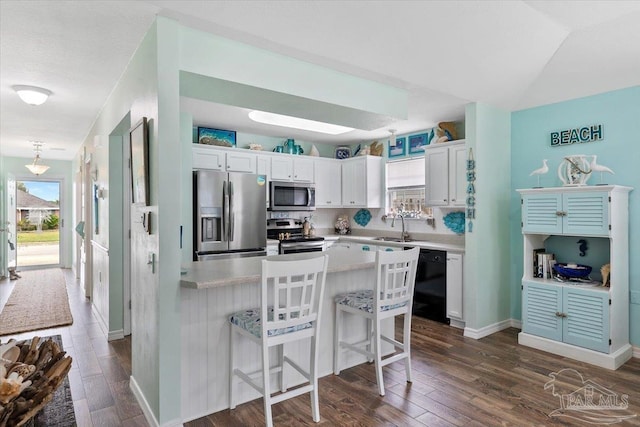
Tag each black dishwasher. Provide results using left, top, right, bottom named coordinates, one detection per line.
left=411, top=249, right=448, bottom=324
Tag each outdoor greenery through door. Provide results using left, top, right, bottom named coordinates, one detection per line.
left=16, top=180, right=60, bottom=267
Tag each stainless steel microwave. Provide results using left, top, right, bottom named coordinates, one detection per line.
left=269, top=181, right=316, bottom=211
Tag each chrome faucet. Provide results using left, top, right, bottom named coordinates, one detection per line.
left=391, top=213, right=408, bottom=242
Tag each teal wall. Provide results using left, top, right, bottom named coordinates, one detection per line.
left=510, top=86, right=640, bottom=345
left=465, top=103, right=512, bottom=331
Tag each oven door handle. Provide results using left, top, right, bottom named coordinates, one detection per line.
left=280, top=242, right=324, bottom=251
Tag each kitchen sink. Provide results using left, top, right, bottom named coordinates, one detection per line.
left=373, top=236, right=413, bottom=243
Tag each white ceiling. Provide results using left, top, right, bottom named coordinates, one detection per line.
left=2, top=1, right=639, bottom=160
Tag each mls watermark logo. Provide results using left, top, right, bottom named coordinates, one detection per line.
left=544, top=368, right=637, bottom=424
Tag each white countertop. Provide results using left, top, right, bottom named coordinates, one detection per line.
left=181, top=250, right=376, bottom=290
left=326, top=234, right=465, bottom=253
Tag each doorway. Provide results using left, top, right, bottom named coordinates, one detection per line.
left=15, top=179, right=62, bottom=268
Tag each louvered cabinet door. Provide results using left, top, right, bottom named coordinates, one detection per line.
left=521, top=193, right=563, bottom=234
left=522, top=281, right=562, bottom=341
left=563, top=192, right=610, bottom=236
left=563, top=287, right=610, bottom=353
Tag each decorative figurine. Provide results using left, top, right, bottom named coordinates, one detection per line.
left=558, top=155, right=591, bottom=186
left=529, top=159, right=549, bottom=188
left=589, top=155, right=614, bottom=185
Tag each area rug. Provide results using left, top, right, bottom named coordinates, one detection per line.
left=24, top=335, right=77, bottom=427
left=0, top=268, right=73, bottom=336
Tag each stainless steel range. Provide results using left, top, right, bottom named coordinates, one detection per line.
left=266, top=218, right=325, bottom=254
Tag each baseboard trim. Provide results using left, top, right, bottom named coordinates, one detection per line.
left=633, top=345, right=640, bottom=359
left=108, top=329, right=124, bottom=341
left=464, top=319, right=513, bottom=339
left=518, top=332, right=632, bottom=370
left=510, top=319, right=522, bottom=329
left=130, top=376, right=184, bottom=427
left=449, top=319, right=465, bottom=330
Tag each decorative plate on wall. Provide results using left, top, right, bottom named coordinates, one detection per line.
left=353, top=209, right=372, bottom=227
left=335, top=146, right=351, bottom=159
left=443, top=211, right=465, bottom=234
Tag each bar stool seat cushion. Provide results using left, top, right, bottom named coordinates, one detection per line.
left=334, top=289, right=407, bottom=314
left=229, top=307, right=312, bottom=338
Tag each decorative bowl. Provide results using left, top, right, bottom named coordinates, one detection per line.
left=553, top=263, right=592, bottom=278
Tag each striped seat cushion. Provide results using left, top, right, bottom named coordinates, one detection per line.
left=229, top=307, right=312, bottom=338
left=334, top=289, right=407, bottom=314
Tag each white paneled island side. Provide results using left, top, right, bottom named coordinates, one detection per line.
left=179, top=250, right=392, bottom=422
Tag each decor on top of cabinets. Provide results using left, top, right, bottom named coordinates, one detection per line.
left=443, top=211, right=465, bottom=234
left=529, top=159, right=549, bottom=188
left=353, top=209, right=372, bottom=227
left=557, top=155, right=591, bottom=186
left=369, top=141, right=383, bottom=156
left=335, top=146, right=351, bottom=159
left=408, top=133, right=430, bottom=155
left=309, top=144, right=320, bottom=157
left=388, top=137, right=406, bottom=158
left=197, top=127, right=236, bottom=147
left=589, top=155, right=614, bottom=185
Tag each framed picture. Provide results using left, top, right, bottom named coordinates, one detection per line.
left=130, top=117, right=149, bottom=206
left=197, top=127, right=236, bottom=147
left=388, top=137, right=406, bottom=158
left=408, top=133, right=430, bottom=154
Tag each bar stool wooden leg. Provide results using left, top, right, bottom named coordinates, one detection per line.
left=262, top=342, right=273, bottom=427
left=229, top=327, right=236, bottom=410
left=333, top=306, right=342, bottom=375
left=373, top=318, right=385, bottom=396
left=403, top=313, right=412, bottom=383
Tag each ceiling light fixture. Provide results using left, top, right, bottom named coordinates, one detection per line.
left=25, top=142, right=50, bottom=175
left=248, top=110, right=354, bottom=135
left=388, top=129, right=397, bottom=146
left=13, top=85, right=52, bottom=106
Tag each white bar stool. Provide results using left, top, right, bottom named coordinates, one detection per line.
left=333, top=247, right=419, bottom=396
left=228, top=254, right=329, bottom=427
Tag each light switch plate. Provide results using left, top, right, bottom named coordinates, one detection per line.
left=630, top=290, right=640, bottom=305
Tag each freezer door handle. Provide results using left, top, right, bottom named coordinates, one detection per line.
left=229, top=181, right=235, bottom=241
left=222, top=181, right=228, bottom=242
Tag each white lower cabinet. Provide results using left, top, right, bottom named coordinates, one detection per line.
left=446, top=253, right=463, bottom=320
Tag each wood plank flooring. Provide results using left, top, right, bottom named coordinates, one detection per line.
left=0, top=268, right=148, bottom=426
left=2, top=269, right=639, bottom=426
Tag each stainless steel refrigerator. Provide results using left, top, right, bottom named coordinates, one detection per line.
left=193, top=170, right=267, bottom=260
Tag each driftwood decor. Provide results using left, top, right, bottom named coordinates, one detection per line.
left=0, top=337, right=72, bottom=427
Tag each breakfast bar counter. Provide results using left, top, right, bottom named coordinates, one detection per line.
left=179, top=250, right=389, bottom=422
left=180, top=250, right=376, bottom=290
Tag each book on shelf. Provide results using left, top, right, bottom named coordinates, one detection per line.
left=533, top=248, right=545, bottom=277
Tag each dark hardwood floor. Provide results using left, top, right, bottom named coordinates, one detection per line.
left=0, top=268, right=148, bottom=426
left=2, top=269, right=639, bottom=426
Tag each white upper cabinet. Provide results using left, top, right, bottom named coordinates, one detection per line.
left=271, top=156, right=314, bottom=182
left=341, top=156, right=383, bottom=208
left=192, top=145, right=256, bottom=173
left=314, top=157, right=342, bottom=207
left=226, top=151, right=256, bottom=173
left=425, top=140, right=466, bottom=207
left=193, top=145, right=226, bottom=171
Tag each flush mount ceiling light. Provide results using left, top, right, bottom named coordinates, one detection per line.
left=248, top=110, right=354, bottom=135
left=25, top=142, right=50, bottom=175
left=13, top=85, right=52, bottom=106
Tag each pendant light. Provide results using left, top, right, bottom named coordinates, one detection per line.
left=25, top=142, right=50, bottom=175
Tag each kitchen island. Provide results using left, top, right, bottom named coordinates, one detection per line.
left=179, top=250, right=389, bottom=422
